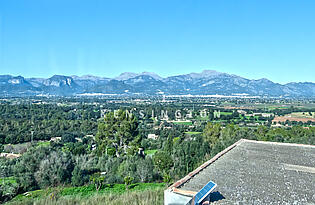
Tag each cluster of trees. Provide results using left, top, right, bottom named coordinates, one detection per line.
left=273, top=119, right=315, bottom=126
left=0, top=144, right=159, bottom=202
left=10, top=146, right=158, bottom=191
left=203, top=123, right=315, bottom=153
left=0, top=104, right=99, bottom=144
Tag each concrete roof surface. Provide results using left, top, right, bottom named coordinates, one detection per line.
left=179, top=140, right=315, bottom=204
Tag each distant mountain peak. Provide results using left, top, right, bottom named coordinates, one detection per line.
left=71, top=75, right=109, bottom=81
left=44, top=75, right=75, bottom=87
left=255, top=78, right=274, bottom=84
left=8, top=76, right=28, bottom=85
left=140, top=72, right=163, bottom=80
left=115, top=71, right=162, bottom=81
left=184, top=70, right=223, bottom=79
left=115, top=72, right=138, bottom=81
left=201, top=69, right=221, bottom=74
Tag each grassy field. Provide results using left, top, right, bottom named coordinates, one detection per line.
left=7, top=189, right=164, bottom=205
left=0, top=177, right=17, bottom=184
left=7, top=183, right=165, bottom=205
left=37, top=141, right=51, bottom=147
left=144, top=149, right=158, bottom=156
left=219, top=111, right=233, bottom=116
left=195, top=116, right=208, bottom=121
left=185, top=131, right=202, bottom=135
left=289, top=112, right=315, bottom=118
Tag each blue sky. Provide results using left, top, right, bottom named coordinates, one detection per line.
left=0, top=0, right=314, bottom=83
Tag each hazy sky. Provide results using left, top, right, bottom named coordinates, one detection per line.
left=0, top=0, right=314, bottom=83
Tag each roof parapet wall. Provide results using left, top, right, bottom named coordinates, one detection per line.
left=167, top=138, right=315, bottom=191
left=168, top=139, right=244, bottom=190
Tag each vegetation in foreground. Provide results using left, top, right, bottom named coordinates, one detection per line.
left=7, top=187, right=164, bottom=205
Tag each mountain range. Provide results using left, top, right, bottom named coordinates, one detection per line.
left=0, top=70, right=314, bottom=98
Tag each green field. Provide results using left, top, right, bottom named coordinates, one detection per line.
left=144, top=149, right=158, bottom=155
left=289, top=112, right=315, bottom=118
left=37, top=141, right=51, bottom=147
left=185, top=131, right=202, bottom=135
left=0, top=176, right=17, bottom=184
left=219, top=112, right=233, bottom=116
left=8, top=183, right=165, bottom=205
left=195, top=116, right=208, bottom=121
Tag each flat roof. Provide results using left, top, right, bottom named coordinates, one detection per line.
left=169, top=139, right=315, bottom=204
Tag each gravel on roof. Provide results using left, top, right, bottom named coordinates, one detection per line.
left=179, top=140, right=315, bottom=204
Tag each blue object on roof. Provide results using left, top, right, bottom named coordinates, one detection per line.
left=194, top=181, right=217, bottom=205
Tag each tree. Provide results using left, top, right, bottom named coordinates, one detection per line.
left=203, top=123, right=221, bottom=148
left=90, top=173, right=106, bottom=191
left=163, top=173, right=172, bottom=187
left=153, top=151, right=173, bottom=174
left=71, top=166, right=90, bottom=186
left=136, top=158, right=154, bottom=182
left=13, top=146, right=52, bottom=191
left=164, top=133, right=174, bottom=153
left=96, top=110, right=138, bottom=157
left=0, top=181, right=18, bottom=203
left=61, top=133, right=76, bottom=143
left=34, top=151, right=74, bottom=188
left=0, top=134, right=5, bottom=144
left=124, top=176, right=133, bottom=190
